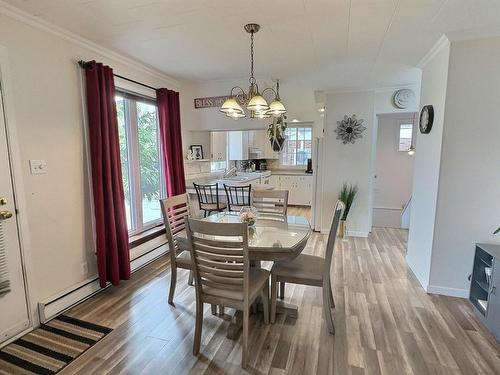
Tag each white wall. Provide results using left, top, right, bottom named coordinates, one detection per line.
left=0, top=11, right=185, bottom=313
left=428, top=37, right=500, bottom=296
left=373, top=112, right=416, bottom=228
left=319, top=86, right=419, bottom=235
left=321, top=91, right=375, bottom=236
left=407, top=39, right=450, bottom=290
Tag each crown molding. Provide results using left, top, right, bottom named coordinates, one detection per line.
left=321, top=82, right=419, bottom=96
left=417, top=34, right=450, bottom=69
left=0, top=0, right=181, bottom=89
left=446, top=25, right=500, bottom=42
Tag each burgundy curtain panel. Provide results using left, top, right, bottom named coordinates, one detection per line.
left=83, top=61, right=130, bottom=288
left=156, top=88, right=186, bottom=196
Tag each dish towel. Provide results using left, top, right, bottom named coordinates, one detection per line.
left=0, top=222, right=10, bottom=298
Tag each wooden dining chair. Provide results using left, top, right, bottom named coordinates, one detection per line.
left=160, top=193, right=193, bottom=305
left=193, top=183, right=227, bottom=217
left=251, top=189, right=289, bottom=299
left=270, top=200, right=345, bottom=334
left=250, top=189, right=289, bottom=216
left=186, top=218, right=270, bottom=368
left=224, top=184, right=252, bottom=212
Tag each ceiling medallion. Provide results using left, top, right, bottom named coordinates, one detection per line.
left=392, top=89, right=416, bottom=109
left=220, top=24, right=286, bottom=120
left=335, top=115, right=366, bottom=144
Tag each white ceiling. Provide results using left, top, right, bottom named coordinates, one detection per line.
left=4, top=0, right=500, bottom=90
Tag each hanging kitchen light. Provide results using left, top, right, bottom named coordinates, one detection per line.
left=219, top=24, right=286, bottom=119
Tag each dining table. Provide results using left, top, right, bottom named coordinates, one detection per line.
left=185, top=211, right=312, bottom=339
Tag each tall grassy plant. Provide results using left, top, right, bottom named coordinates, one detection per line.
left=338, top=182, right=358, bottom=221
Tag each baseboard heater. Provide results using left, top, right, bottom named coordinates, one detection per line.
left=38, top=243, right=168, bottom=323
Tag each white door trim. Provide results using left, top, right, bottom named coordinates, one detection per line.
left=0, top=46, right=38, bottom=333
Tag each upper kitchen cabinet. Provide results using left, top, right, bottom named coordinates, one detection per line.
left=210, top=131, right=227, bottom=161
left=228, top=131, right=249, bottom=160
left=248, top=130, right=279, bottom=160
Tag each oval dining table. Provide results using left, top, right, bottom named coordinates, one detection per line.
left=194, top=211, right=312, bottom=339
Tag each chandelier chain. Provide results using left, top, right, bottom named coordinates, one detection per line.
left=249, top=31, right=255, bottom=85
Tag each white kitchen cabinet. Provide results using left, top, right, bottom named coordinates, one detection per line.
left=228, top=131, right=249, bottom=160
left=270, top=174, right=313, bottom=206
left=210, top=131, right=227, bottom=161
left=248, top=129, right=279, bottom=160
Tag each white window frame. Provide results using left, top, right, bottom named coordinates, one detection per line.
left=280, top=124, right=313, bottom=169
left=398, top=123, right=414, bottom=152
left=117, top=90, right=165, bottom=236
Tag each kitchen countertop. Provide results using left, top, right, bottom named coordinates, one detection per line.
left=268, top=169, right=314, bottom=176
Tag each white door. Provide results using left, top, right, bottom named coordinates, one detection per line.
left=0, top=84, right=30, bottom=344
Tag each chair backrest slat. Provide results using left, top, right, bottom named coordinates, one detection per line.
left=224, top=184, right=252, bottom=212
left=160, top=193, right=190, bottom=262
left=251, top=189, right=289, bottom=216
left=193, top=183, right=220, bottom=207
left=324, top=200, right=345, bottom=283
left=187, top=219, right=249, bottom=302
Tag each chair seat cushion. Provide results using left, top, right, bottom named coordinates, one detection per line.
left=200, top=202, right=227, bottom=211
left=202, top=268, right=270, bottom=302
left=175, top=250, right=192, bottom=267
left=272, top=254, right=325, bottom=284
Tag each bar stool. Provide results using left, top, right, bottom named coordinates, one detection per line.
left=193, top=183, right=227, bottom=217
left=223, top=184, right=252, bottom=212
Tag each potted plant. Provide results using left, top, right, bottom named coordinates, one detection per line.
left=267, top=115, right=287, bottom=152
left=338, top=182, right=358, bottom=238
left=495, top=228, right=500, bottom=235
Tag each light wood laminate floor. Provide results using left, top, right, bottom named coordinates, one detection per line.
left=61, top=207, right=500, bottom=374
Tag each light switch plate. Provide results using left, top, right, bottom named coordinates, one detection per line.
left=29, top=160, right=48, bottom=175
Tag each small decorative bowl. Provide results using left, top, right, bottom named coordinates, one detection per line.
left=239, top=206, right=258, bottom=226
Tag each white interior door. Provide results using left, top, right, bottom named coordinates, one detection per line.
left=0, top=83, right=30, bottom=344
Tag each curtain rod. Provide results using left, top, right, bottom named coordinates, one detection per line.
left=78, top=60, right=158, bottom=91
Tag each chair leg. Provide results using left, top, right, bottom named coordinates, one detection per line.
left=242, top=308, right=249, bottom=368
left=168, top=264, right=177, bottom=305
left=262, top=283, right=269, bottom=325
left=329, top=282, right=335, bottom=308
left=270, top=274, right=277, bottom=324
left=279, top=281, right=285, bottom=300
left=203, top=210, right=207, bottom=218
left=219, top=305, right=225, bottom=315
left=322, top=284, right=335, bottom=334
left=211, top=304, right=217, bottom=315
left=188, top=270, right=194, bottom=286
left=193, top=300, right=203, bottom=355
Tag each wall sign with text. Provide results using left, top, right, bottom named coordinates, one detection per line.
left=194, top=96, right=230, bottom=109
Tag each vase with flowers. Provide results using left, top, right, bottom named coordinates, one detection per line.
left=239, top=206, right=258, bottom=227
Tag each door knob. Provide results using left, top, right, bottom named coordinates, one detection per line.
left=0, top=210, right=13, bottom=220
left=0, top=197, right=7, bottom=206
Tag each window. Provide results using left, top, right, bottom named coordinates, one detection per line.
left=116, top=92, right=164, bottom=234
left=281, top=127, right=313, bottom=167
left=398, top=124, right=413, bottom=152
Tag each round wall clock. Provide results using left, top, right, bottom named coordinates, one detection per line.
left=419, top=105, right=434, bottom=134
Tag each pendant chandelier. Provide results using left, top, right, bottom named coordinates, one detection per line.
left=220, top=23, right=286, bottom=120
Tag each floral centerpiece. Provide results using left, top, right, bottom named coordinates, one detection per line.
left=239, top=206, right=258, bottom=226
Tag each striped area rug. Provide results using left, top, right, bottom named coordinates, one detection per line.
left=0, top=315, right=112, bottom=374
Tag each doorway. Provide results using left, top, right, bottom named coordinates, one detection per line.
left=0, top=80, right=30, bottom=344
left=372, top=112, right=417, bottom=229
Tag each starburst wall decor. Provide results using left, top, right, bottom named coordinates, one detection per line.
left=335, top=114, right=366, bottom=144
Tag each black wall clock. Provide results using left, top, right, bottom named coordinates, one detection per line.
left=419, top=105, right=434, bottom=134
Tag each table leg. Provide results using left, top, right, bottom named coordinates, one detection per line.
left=226, top=300, right=298, bottom=340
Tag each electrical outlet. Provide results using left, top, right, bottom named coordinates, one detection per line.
left=81, top=262, right=88, bottom=275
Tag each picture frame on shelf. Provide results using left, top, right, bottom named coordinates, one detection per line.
left=190, top=145, right=204, bottom=160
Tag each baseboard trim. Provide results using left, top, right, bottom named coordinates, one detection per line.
left=38, top=244, right=168, bottom=323
left=427, top=285, right=468, bottom=298
left=320, top=229, right=369, bottom=238
left=347, top=230, right=369, bottom=238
